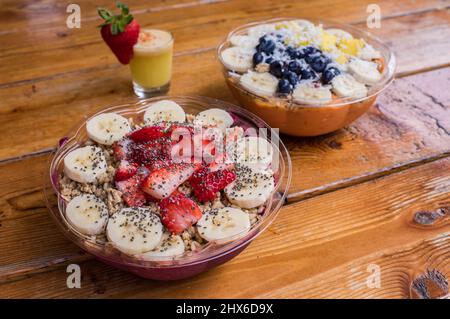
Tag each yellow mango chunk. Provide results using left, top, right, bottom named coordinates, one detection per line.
left=320, top=32, right=338, bottom=52
left=335, top=54, right=348, bottom=64
left=337, top=38, right=365, bottom=56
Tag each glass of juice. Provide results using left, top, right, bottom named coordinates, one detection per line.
left=130, top=29, right=173, bottom=97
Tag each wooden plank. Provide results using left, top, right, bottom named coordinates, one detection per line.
left=0, top=1, right=447, bottom=86
left=0, top=0, right=223, bottom=33
left=355, top=8, right=450, bottom=76
left=0, top=61, right=449, bottom=200
left=0, top=156, right=449, bottom=298
left=0, top=9, right=449, bottom=160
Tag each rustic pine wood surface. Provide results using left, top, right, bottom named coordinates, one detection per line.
left=0, top=0, right=449, bottom=298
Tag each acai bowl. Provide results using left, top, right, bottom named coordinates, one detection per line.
left=43, top=96, right=291, bottom=280
left=218, top=18, right=396, bottom=136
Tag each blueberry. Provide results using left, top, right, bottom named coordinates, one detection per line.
left=269, top=61, right=285, bottom=78
left=283, top=71, right=299, bottom=85
left=256, top=38, right=276, bottom=54
left=286, top=47, right=297, bottom=58
left=322, top=67, right=341, bottom=83
left=286, top=47, right=305, bottom=59
left=288, top=60, right=303, bottom=75
left=253, top=52, right=264, bottom=66
left=278, top=79, right=293, bottom=94
left=302, top=46, right=321, bottom=55
left=300, top=67, right=317, bottom=80
left=309, top=55, right=331, bottom=73
left=265, top=56, right=274, bottom=64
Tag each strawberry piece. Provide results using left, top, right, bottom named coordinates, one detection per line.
left=115, top=167, right=149, bottom=207
left=116, top=175, right=145, bottom=207
left=146, top=158, right=171, bottom=172
left=128, top=139, right=169, bottom=165
left=208, top=153, right=235, bottom=172
left=144, top=192, right=160, bottom=203
left=98, top=2, right=140, bottom=64
left=114, top=159, right=138, bottom=181
left=142, top=163, right=201, bottom=199
left=159, top=192, right=202, bottom=234
left=190, top=166, right=236, bottom=202
left=112, top=138, right=132, bottom=161
left=128, top=126, right=168, bottom=142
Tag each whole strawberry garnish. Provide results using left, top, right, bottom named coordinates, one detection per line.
left=98, top=1, right=140, bottom=64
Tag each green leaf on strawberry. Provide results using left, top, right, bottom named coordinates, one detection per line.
left=98, top=1, right=140, bottom=64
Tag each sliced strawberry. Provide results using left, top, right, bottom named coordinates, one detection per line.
left=144, top=192, right=160, bottom=203
left=190, top=166, right=236, bottom=202
left=142, top=163, right=201, bottom=199
left=112, top=138, right=132, bottom=161
left=116, top=175, right=146, bottom=207
left=145, top=158, right=170, bottom=172
left=159, top=192, right=202, bottom=234
left=128, top=126, right=168, bottom=142
left=114, top=159, right=138, bottom=181
left=128, top=139, right=169, bottom=165
left=115, top=167, right=149, bottom=207
left=98, top=2, right=140, bottom=65
left=208, top=153, right=235, bottom=172
left=168, top=124, right=194, bottom=141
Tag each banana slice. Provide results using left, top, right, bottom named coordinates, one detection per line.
left=194, top=108, right=234, bottom=130
left=63, top=146, right=107, bottom=183
left=138, top=234, right=185, bottom=261
left=237, top=136, right=273, bottom=169
left=247, top=24, right=276, bottom=38
left=294, top=19, right=316, bottom=30
left=106, top=207, right=163, bottom=255
left=325, top=28, right=353, bottom=40
left=224, top=165, right=275, bottom=209
left=239, top=71, right=278, bottom=97
left=221, top=47, right=254, bottom=73
left=293, top=83, right=332, bottom=105
left=143, top=100, right=186, bottom=125
left=229, top=35, right=259, bottom=49
left=358, top=43, right=381, bottom=60
left=86, top=113, right=131, bottom=145
left=331, top=74, right=368, bottom=99
left=65, top=194, right=109, bottom=235
left=197, top=207, right=251, bottom=241
left=348, top=58, right=382, bottom=85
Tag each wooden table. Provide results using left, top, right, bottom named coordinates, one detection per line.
left=0, top=0, right=449, bottom=299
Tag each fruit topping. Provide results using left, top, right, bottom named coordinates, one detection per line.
left=98, top=1, right=140, bottom=65
left=142, top=163, right=200, bottom=199
left=277, top=79, right=293, bottom=94
left=224, top=19, right=384, bottom=100
left=114, top=159, right=138, bottom=181
left=190, top=166, right=236, bottom=202
left=115, top=167, right=149, bottom=207
left=128, top=126, right=168, bottom=142
left=160, top=192, right=203, bottom=234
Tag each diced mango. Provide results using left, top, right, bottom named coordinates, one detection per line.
left=337, top=38, right=365, bottom=56
left=335, top=54, right=348, bottom=64
left=320, top=32, right=338, bottom=52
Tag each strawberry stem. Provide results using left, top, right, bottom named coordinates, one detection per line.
left=97, top=1, right=134, bottom=35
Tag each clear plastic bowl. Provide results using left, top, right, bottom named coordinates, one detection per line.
left=217, top=18, right=396, bottom=136
left=43, top=96, right=292, bottom=280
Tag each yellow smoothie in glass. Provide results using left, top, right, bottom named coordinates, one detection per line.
left=130, top=29, right=173, bottom=97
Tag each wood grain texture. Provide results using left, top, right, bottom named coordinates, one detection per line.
left=0, top=0, right=223, bottom=33
left=0, top=156, right=449, bottom=298
left=1, top=65, right=449, bottom=200
left=0, top=1, right=448, bottom=86
left=1, top=0, right=450, bottom=299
